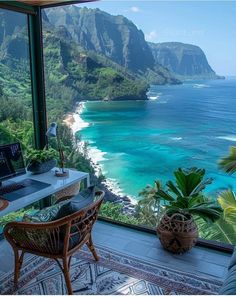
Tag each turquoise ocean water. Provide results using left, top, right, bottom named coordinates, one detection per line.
left=79, top=78, right=236, bottom=199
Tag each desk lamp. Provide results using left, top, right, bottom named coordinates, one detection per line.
left=46, top=122, right=68, bottom=177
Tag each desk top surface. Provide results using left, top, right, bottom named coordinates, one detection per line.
left=0, top=168, right=89, bottom=217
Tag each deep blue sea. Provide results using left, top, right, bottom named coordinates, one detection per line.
left=79, top=78, right=236, bottom=199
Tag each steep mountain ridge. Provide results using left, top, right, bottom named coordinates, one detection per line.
left=45, top=6, right=180, bottom=84
left=149, top=42, right=223, bottom=80
left=46, top=6, right=154, bottom=72
left=0, top=10, right=149, bottom=107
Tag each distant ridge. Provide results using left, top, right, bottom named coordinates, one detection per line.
left=148, top=42, right=224, bottom=80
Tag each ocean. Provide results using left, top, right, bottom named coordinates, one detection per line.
left=78, top=78, right=236, bottom=199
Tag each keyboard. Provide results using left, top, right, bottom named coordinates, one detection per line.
left=0, top=183, right=25, bottom=196
left=0, top=179, right=51, bottom=202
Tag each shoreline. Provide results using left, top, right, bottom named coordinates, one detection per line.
left=63, top=102, right=137, bottom=214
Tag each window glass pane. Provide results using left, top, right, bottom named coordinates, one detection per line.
left=0, top=8, right=34, bottom=148
left=0, top=8, right=35, bottom=233
left=43, top=2, right=236, bottom=248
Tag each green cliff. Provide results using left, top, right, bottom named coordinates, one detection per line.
left=45, top=6, right=180, bottom=85
left=149, top=42, right=224, bottom=80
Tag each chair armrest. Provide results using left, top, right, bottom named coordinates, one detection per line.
left=54, top=189, right=105, bottom=205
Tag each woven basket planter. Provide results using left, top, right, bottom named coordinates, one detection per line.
left=157, top=212, right=198, bottom=254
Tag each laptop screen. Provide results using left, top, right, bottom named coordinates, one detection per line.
left=0, top=142, right=26, bottom=182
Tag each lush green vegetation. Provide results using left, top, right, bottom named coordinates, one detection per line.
left=26, top=148, right=57, bottom=164
left=100, top=202, right=140, bottom=226
left=219, top=146, right=236, bottom=175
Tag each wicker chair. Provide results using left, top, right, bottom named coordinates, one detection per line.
left=4, top=191, right=104, bottom=295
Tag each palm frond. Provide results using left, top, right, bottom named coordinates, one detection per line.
left=156, top=189, right=175, bottom=202
left=190, top=178, right=213, bottom=196
left=196, top=217, right=236, bottom=244
left=174, top=168, right=207, bottom=197
left=189, top=203, right=222, bottom=223
left=218, top=189, right=236, bottom=223
left=166, top=180, right=183, bottom=197
left=219, top=146, right=236, bottom=174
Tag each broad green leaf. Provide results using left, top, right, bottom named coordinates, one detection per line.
left=223, top=206, right=236, bottom=223
left=218, top=189, right=236, bottom=210
left=156, top=189, right=175, bottom=202
left=166, top=180, right=183, bottom=197
left=197, top=217, right=236, bottom=244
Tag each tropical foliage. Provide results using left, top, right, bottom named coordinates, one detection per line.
left=195, top=190, right=236, bottom=244
left=197, top=217, right=236, bottom=244
left=219, top=146, right=236, bottom=174
left=139, top=168, right=222, bottom=224
left=218, top=189, right=236, bottom=224
left=100, top=202, right=140, bottom=225
left=26, top=148, right=57, bottom=164
left=136, top=180, right=165, bottom=227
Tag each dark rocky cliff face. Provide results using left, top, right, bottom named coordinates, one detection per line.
left=45, top=6, right=180, bottom=84
left=0, top=9, right=149, bottom=101
left=149, top=42, right=221, bottom=79
left=46, top=6, right=154, bottom=73
left=0, top=10, right=29, bottom=61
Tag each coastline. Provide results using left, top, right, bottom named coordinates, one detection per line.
left=63, top=102, right=137, bottom=214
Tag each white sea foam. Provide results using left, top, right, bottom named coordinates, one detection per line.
left=102, top=178, right=137, bottom=205
left=171, top=137, right=183, bottom=141
left=86, top=145, right=107, bottom=163
left=71, top=102, right=89, bottom=135
left=193, top=84, right=210, bottom=89
left=148, top=92, right=162, bottom=101
left=149, top=95, right=160, bottom=101
left=217, top=135, right=236, bottom=142
left=69, top=102, right=136, bottom=204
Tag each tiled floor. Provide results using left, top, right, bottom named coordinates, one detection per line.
left=0, top=220, right=232, bottom=282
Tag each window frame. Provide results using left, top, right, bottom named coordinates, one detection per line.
left=0, top=2, right=233, bottom=254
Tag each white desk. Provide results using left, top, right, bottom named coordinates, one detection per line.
left=0, top=168, right=90, bottom=217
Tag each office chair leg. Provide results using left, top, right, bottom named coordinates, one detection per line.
left=86, top=236, right=99, bottom=261
left=62, top=257, right=73, bottom=295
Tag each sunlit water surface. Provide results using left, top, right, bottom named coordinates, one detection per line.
left=79, top=78, right=236, bottom=199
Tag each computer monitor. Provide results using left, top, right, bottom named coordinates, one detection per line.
left=0, top=142, right=26, bottom=185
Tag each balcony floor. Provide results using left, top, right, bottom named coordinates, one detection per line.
left=0, top=220, right=231, bottom=288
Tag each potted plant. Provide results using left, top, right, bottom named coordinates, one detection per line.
left=144, top=168, right=222, bottom=254
left=26, top=148, right=57, bottom=174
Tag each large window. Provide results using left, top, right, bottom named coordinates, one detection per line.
left=42, top=2, right=236, bottom=248
left=1, top=3, right=234, bottom=249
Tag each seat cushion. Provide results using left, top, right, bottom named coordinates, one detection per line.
left=54, top=185, right=95, bottom=220
left=23, top=186, right=96, bottom=223
left=23, top=203, right=63, bottom=223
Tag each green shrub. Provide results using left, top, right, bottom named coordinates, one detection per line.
left=99, top=202, right=140, bottom=225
